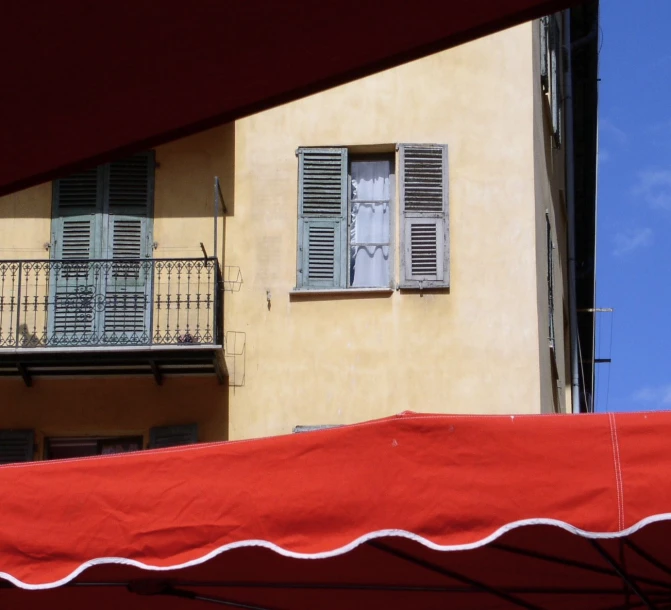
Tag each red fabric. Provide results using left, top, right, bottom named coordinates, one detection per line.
left=2, top=411, right=671, bottom=610
left=0, top=0, right=573, bottom=196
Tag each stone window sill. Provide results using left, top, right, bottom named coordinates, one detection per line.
left=289, top=288, right=394, bottom=297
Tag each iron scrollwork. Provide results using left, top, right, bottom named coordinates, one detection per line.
left=0, top=258, right=221, bottom=349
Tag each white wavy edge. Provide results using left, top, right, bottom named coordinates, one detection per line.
left=4, top=513, right=671, bottom=590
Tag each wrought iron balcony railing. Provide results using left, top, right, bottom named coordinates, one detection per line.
left=0, top=258, right=222, bottom=349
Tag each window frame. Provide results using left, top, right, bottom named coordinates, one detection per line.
left=347, top=153, right=396, bottom=290
left=294, top=144, right=448, bottom=293
left=540, top=14, right=563, bottom=148
left=44, top=435, right=144, bottom=460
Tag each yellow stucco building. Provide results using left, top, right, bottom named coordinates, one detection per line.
left=0, top=10, right=598, bottom=462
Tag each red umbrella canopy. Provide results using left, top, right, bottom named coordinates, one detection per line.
left=1, top=0, right=573, bottom=196
left=2, top=412, right=671, bottom=609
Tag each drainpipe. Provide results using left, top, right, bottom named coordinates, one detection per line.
left=563, top=10, right=580, bottom=414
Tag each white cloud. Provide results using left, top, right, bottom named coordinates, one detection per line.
left=612, top=227, right=653, bottom=256
left=633, top=385, right=671, bottom=406
left=600, top=118, right=628, bottom=146
left=599, top=148, right=611, bottom=164
left=632, top=170, right=671, bottom=210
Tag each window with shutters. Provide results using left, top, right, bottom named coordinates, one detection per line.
left=50, top=152, right=155, bottom=344
left=296, top=149, right=394, bottom=290
left=45, top=436, right=143, bottom=459
left=295, top=145, right=448, bottom=292
left=0, top=430, right=34, bottom=464
left=540, top=14, right=563, bottom=147
left=546, top=214, right=556, bottom=350
left=149, top=424, right=199, bottom=448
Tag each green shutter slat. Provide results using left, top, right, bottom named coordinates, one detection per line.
left=102, top=214, right=151, bottom=343
left=403, top=217, right=445, bottom=282
left=0, top=430, right=34, bottom=465
left=401, top=146, right=446, bottom=213
left=149, top=424, right=198, bottom=449
left=548, top=14, right=561, bottom=147
left=299, top=149, right=348, bottom=217
left=303, top=219, right=343, bottom=287
left=61, top=219, right=93, bottom=260
left=399, top=144, right=450, bottom=288
left=297, top=148, right=347, bottom=289
left=540, top=16, right=549, bottom=92
left=51, top=214, right=100, bottom=342
left=102, top=152, right=154, bottom=345
left=52, top=165, right=103, bottom=258
left=109, top=217, right=144, bottom=259
left=53, top=168, right=100, bottom=215
left=104, top=151, right=154, bottom=262
left=51, top=168, right=104, bottom=344
left=107, top=152, right=155, bottom=217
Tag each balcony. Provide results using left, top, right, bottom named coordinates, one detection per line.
left=0, top=258, right=226, bottom=385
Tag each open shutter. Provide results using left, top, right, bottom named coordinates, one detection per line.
left=548, top=14, right=562, bottom=147
left=0, top=430, right=34, bottom=464
left=149, top=424, right=198, bottom=449
left=103, top=152, right=155, bottom=344
left=296, top=148, right=347, bottom=289
left=539, top=16, right=549, bottom=92
left=51, top=168, right=103, bottom=344
left=399, top=144, right=449, bottom=289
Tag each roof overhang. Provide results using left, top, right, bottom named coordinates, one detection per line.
left=570, top=2, right=600, bottom=411
left=1, top=0, right=578, bottom=196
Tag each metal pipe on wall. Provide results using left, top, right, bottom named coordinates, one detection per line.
left=563, top=10, right=580, bottom=413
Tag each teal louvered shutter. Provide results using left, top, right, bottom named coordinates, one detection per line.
left=149, top=424, right=198, bottom=448
left=297, top=148, right=348, bottom=289
left=399, top=144, right=450, bottom=289
left=51, top=168, right=104, bottom=344
left=0, top=430, right=35, bottom=464
left=102, top=152, right=155, bottom=344
left=539, top=16, right=549, bottom=92
left=548, top=14, right=562, bottom=147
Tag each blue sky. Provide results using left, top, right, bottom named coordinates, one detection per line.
left=594, top=0, right=671, bottom=411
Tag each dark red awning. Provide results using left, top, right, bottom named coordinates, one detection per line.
left=2, top=412, right=671, bottom=609
left=1, top=0, right=574, bottom=196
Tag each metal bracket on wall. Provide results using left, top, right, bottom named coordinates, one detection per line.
left=224, top=331, right=246, bottom=388
left=222, top=266, right=243, bottom=292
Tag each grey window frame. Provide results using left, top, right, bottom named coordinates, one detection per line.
left=295, top=148, right=395, bottom=291
left=347, top=153, right=396, bottom=290
left=541, top=13, right=563, bottom=148
left=296, top=144, right=449, bottom=292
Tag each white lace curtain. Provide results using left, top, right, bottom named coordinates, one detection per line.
left=350, top=160, right=390, bottom=287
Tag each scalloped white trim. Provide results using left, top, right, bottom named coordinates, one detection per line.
left=4, top=513, right=671, bottom=590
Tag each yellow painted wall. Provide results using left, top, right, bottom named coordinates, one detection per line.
left=224, top=23, right=544, bottom=440
left=0, top=377, right=228, bottom=459
left=0, top=22, right=571, bottom=451
left=0, top=127, right=234, bottom=453
left=531, top=19, right=572, bottom=414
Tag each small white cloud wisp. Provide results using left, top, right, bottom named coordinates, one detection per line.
left=612, top=228, right=653, bottom=256
left=633, top=385, right=671, bottom=406
left=600, top=118, right=628, bottom=147
left=632, top=170, right=671, bottom=210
